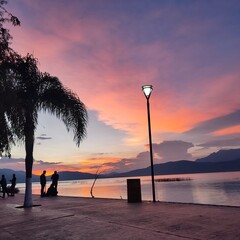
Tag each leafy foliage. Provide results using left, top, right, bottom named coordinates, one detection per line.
left=0, top=1, right=20, bottom=156
left=0, top=0, right=20, bottom=57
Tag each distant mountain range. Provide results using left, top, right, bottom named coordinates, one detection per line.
left=195, top=149, right=240, bottom=163
left=112, top=149, right=240, bottom=178
left=1, top=149, right=240, bottom=183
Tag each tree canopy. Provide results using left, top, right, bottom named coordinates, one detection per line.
left=0, top=1, right=88, bottom=207
left=0, top=0, right=21, bottom=157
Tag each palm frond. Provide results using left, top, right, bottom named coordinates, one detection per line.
left=0, top=111, right=13, bottom=157
left=38, top=74, right=88, bottom=146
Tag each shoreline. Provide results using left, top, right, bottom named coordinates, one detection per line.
left=31, top=193, right=240, bottom=209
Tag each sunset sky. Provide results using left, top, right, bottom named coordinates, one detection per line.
left=2, top=0, right=240, bottom=175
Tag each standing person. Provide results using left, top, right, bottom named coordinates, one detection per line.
left=51, top=171, right=59, bottom=193
left=10, top=174, right=16, bottom=196
left=0, top=175, right=9, bottom=198
left=40, top=170, right=46, bottom=197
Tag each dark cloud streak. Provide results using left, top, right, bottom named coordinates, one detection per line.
left=0, top=157, right=25, bottom=163
left=36, top=136, right=52, bottom=140
left=185, top=110, right=240, bottom=135
left=198, top=138, right=240, bottom=147
left=35, top=160, right=62, bottom=165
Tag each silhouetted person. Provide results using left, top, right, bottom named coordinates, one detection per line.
left=40, top=170, right=46, bottom=197
left=51, top=171, right=59, bottom=192
left=10, top=174, right=16, bottom=196
left=47, top=183, right=58, bottom=196
left=0, top=175, right=9, bottom=198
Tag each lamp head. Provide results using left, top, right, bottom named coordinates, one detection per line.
left=142, top=85, right=153, bottom=99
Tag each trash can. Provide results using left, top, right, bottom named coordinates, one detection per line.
left=127, top=178, right=142, bottom=203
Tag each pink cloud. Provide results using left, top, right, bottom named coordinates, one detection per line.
left=8, top=0, right=240, bottom=148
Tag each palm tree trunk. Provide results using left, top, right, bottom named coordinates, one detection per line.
left=23, top=114, right=35, bottom=208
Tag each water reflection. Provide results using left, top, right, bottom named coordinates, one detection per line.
left=17, top=171, right=240, bottom=206
left=156, top=181, right=195, bottom=203
left=192, top=182, right=228, bottom=205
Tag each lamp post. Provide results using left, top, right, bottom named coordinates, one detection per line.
left=142, top=85, right=156, bottom=202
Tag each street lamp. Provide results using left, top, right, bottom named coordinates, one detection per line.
left=142, top=85, right=156, bottom=202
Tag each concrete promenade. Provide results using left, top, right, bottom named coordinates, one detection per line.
left=1, top=194, right=240, bottom=240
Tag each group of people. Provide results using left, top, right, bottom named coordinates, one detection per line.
left=0, top=174, right=16, bottom=198
left=0, top=170, right=59, bottom=198
left=40, top=170, right=59, bottom=197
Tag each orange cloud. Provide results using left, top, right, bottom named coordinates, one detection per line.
left=80, top=157, right=122, bottom=174
left=34, top=157, right=124, bottom=175
left=213, top=125, right=240, bottom=136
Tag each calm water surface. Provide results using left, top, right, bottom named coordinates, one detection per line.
left=18, top=171, right=240, bottom=206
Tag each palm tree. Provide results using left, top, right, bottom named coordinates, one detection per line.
left=2, top=54, right=88, bottom=207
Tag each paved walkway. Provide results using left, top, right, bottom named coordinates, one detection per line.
left=1, top=194, right=240, bottom=240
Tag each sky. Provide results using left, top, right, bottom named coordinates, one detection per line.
left=1, top=0, right=240, bottom=175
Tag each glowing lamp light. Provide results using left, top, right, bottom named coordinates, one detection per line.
left=142, top=85, right=153, bottom=99
left=141, top=84, right=156, bottom=202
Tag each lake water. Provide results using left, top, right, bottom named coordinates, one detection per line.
left=18, top=171, right=240, bottom=206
